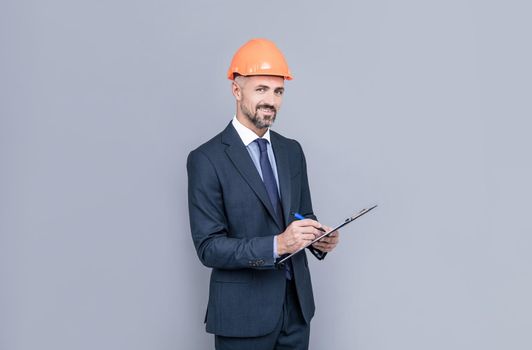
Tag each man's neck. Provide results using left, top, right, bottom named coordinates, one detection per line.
left=235, top=113, right=268, bottom=138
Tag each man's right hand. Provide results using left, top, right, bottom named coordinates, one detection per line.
left=276, top=219, right=324, bottom=256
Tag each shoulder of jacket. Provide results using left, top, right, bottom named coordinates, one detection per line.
left=271, top=130, right=301, bottom=148
left=189, top=131, right=225, bottom=157
left=273, top=132, right=306, bottom=161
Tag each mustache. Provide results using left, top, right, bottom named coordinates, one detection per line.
left=256, top=104, right=277, bottom=113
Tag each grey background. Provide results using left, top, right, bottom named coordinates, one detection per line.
left=1, top=0, right=531, bottom=349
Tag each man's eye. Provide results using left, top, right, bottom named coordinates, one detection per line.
left=256, top=88, right=265, bottom=92
left=275, top=90, right=284, bottom=96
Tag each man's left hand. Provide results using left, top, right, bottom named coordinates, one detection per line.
left=312, top=225, right=339, bottom=252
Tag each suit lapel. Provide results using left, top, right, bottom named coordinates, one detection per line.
left=271, top=132, right=292, bottom=228
left=222, top=124, right=283, bottom=230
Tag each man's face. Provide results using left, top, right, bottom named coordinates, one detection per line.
left=234, top=75, right=285, bottom=130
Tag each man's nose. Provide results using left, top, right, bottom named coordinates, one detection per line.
left=263, top=91, right=278, bottom=105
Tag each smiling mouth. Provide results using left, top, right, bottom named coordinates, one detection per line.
left=257, top=106, right=276, bottom=114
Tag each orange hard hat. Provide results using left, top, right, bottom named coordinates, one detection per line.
left=227, top=38, right=293, bottom=80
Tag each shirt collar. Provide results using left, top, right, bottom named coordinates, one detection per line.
left=232, top=115, right=271, bottom=146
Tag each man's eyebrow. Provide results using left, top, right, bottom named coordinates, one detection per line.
left=254, top=84, right=284, bottom=91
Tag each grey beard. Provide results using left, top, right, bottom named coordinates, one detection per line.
left=243, top=106, right=277, bottom=129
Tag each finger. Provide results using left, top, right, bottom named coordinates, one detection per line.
left=322, top=235, right=339, bottom=243
left=315, top=239, right=337, bottom=248
left=314, top=236, right=327, bottom=244
left=313, top=239, right=332, bottom=247
left=300, top=233, right=316, bottom=241
left=295, top=219, right=324, bottom=230
left=328, top=230, right=339, bottom=237
left=316, top=242, right=333, bottom=250
left=299, top=226, right=324, bottom=237
left=313, top=243, right=330, bottom=252
left=317, top=234, right=336, bottom=242
left=318, top=238, right=331, bottom=244
left=319, top=233, right=338, bottom=243
left=292, top=218, right=316, bottom=226
left=322, top=225, right=333, bottom=232
left=311, top=242, right=323, bottom=250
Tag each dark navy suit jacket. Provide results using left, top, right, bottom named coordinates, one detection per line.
left=187, top=122, right=325, bottom=337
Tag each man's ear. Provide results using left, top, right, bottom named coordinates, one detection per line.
left=231, top=81, right=242, bottom=101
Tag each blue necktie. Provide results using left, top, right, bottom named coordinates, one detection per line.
left=255, top=138, right=292, bottom=279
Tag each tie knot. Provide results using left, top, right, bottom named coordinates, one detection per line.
left=255, top=138, right=269, bottom=152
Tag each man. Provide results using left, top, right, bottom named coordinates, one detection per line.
left=187, top=38, right=339, bottom=350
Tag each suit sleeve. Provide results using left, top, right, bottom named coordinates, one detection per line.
left=296, top=141, right=327, bottom=261
left=187, top=149, right=276, bottom=270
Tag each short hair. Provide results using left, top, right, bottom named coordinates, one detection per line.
left=234, top=74, right=248, bottom=88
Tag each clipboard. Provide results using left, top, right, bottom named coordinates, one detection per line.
left=277, top=204, right=378, bottom=265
